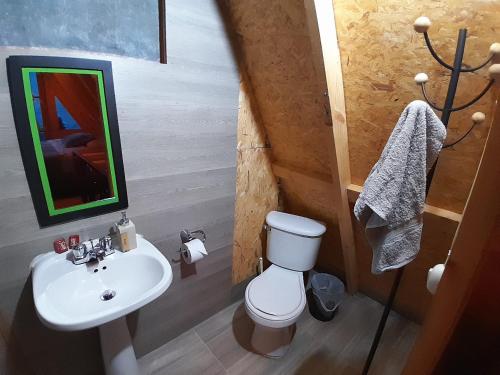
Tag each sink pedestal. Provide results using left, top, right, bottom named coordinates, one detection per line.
left=99, top=317, right=140, bottom=375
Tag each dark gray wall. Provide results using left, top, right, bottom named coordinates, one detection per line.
left=0, top=0, right=159, bottom=60
left=0, top=1, right=240, bottom=374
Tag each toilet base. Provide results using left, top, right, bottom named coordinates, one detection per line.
left=250, top=323, right=295, bottom=358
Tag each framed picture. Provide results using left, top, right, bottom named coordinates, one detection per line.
left=6, top=55, right=128, bottom=227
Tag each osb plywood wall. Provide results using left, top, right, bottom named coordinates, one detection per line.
left=335, top=0, right=499, bottom=321
left=334, top=0, right=500, bottom=213
left=232, top=79, right=279, bottom=283
left=226, top=0, right=498, bottom=320
left=223, top=0, right=348, bottom=283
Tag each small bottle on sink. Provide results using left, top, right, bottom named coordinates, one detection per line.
left=114, top=211, right=137, bottom=252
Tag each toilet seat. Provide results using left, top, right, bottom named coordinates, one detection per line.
left=245, top=265, right=306, bottom=329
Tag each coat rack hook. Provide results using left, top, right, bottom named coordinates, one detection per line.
left=451, top=80, right=495, bottom=112
left=414, top=72, right=428, bottom=84
left=458, top=43, right=499, bottom=72
left=443, top=112, right=486, bottom=149
left=364, top=19, right=497, bottom=375
left=413, top=16, right=431, bottom=33
left=491, top=43, right=500, bottom=62
left=472, top=111, right=486, bottom=124
left=489, top=63, right=500, bottom=83
left=415, top=17, right=455, bottom=70
left=415, top=73, right=445, bottom=111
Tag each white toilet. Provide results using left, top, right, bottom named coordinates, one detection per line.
left=244, top=211, right=326, bottom=358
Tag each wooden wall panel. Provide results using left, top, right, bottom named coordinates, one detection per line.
left=232, top=80, right=279, bottom=284
left=220, top=0, right=347, bottom=288
left=224, top=0, right=497, bottom=319
left=334, top=0, right=500, bottom=213
left=274, top=165, right=345, bottom=278
left=224, top=0, right=333, bottom=176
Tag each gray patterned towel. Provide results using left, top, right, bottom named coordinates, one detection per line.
left=354, top=100, right=446, bottom=274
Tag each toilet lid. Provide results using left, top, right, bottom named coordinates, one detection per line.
left=247, top=265, right=304, bottom=317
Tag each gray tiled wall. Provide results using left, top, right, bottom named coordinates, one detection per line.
left=0, top=1, right=240, bottom=373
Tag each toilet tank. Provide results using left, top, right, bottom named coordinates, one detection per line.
left=265, top=211, right=326, bottom=271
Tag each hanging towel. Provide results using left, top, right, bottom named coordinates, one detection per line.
left=354, top=100, right=446, bottom=274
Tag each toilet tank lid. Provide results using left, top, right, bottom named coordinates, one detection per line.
left=266, top=211, right=326, bottom=237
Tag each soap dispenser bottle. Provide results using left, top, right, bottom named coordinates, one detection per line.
left=115, top=211, right=137, bottom=251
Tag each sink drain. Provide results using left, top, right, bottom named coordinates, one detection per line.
left=100, top=290, right=116, bottom=301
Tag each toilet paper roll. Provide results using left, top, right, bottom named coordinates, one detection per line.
left=181, top=239, right=208, bottom=264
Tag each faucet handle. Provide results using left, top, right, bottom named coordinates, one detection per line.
left=99, top=237, right=107, bottom=250
left=99, top=236, right=113, bottom=250
left=73, top=243, right=87, bottom=260
left=99, top=235, right=114, bottom=257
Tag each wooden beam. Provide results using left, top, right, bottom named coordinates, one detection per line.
left=347, top=184, right=462, bottom=224
left=304, top=0, right=358, bottom=292
left=158, top=0, right=167, bottom=64
left=273, top=163, right=462, bottom=225
left=403, top=91, right=500, bottom=374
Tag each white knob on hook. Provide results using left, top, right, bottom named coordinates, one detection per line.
left=414, top=16, right=431, bottom=33
left=414, top=72, right=429, bottom=85
left=489, top=64, right=500, bottom=82
left=490, top=43, right=500, bottom=63
left=471, top=112, right=486, bottom=124
left=490, top=43, right=500, bottom=56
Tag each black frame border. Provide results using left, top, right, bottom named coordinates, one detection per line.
left=6, top=55, right=128, bottom=227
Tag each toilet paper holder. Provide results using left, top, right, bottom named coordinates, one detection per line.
left=172, top=229, right=207, bottom=263
left=180, top=229, right=206, bottom=244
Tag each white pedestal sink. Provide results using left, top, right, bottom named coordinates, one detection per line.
left=31, top=235, right=173, bottom=375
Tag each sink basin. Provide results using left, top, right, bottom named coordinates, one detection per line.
left=31, top=235, right=173, bottom=331
left=31, top=235, right=173, bottom=375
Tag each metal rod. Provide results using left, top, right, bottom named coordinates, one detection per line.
left=424, top=32, right=454, bottom=70
left=451, top=80, right=494, bottom=112
left=441, top=29, right=467, bottom=126
left=461, top=55, right=493, bottom=73
left=362, top=159, right=435, bottom=374
left=443, top=122, right=479, bottom=148
left=421, top=84, right=444, bottom=111
left=362, top=267, right=405, bottom=375
left=362, top=28, right=468, bottom=375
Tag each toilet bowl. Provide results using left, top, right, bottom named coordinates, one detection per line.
left=244, top=211, right=326, bottom=358
left=245, top=265, right=306, bottom=357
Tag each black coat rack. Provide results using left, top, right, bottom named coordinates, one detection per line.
left=362, top=16, right=500, bottom=375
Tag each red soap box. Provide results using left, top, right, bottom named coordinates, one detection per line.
left=68, top=234, right=80, bottom=249
left=53, top=238, right=68, bottom=254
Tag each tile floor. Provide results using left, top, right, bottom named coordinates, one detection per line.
left=138, top=293, right=419, bottom=375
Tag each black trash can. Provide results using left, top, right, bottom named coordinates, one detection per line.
left=308, top=273, right=345, bottom=321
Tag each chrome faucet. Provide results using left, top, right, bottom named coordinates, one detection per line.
left=72, top=236, right=114, bottom=265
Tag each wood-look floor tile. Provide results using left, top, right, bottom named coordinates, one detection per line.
left=139, top=293, right=420, bottom=375
left=199, top=302, right=255, bottom=369
left=368, top=313, right=419, bottom=375
left=138, top=330, right=226, bottom=375
left=194, top=299, right=243, bottom=343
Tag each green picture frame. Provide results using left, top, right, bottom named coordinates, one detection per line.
left=7, top=56, right=128, bottom=227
